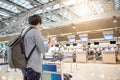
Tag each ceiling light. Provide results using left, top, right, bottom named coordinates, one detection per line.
left=60, top=33, right=72, bottom=36
left=75, top=5, right=91, bottom=17
left=113, top=20, right=118, bottom=23
left=73, top=26, right=76, bottom=29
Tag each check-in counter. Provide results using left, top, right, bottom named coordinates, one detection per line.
left=76, top=51, right=87, bottom=63
left=63, top=58, right=73, bottom=62
left=117, top=51, right=120, bottom=61
left=102, top=50, right=116, bottom=64
left=63, top=52, right=73, bottom=62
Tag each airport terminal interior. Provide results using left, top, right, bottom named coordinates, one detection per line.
left=0, top=0, right=120, bottom=80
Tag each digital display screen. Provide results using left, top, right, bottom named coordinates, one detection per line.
left=44, top=40, right=49, bottom=45
left=104, top=34, right=114, bottom=40
left=68, top=38, right=76, bottom=43
left=80, top=37, right=88, bottom=42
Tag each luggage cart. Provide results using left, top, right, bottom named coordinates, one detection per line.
left=42, top=42, right=72, bottom=80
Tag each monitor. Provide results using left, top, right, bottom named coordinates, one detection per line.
left=104, top=34, right=114, bottom=40
left=44, top=40, right=49, bottom=45
left=94, top=42, right=99, bottom=45
left=88, top=42, right=91, bottom=45
left=68, top=38, right=76, bottom=43
left=66, top=44, right=70, bottom=46
left=80, top=36, right=88, bottom=42
left=55, top=44, right=59, bottom=47
left=73, top=43, right=77, bottom=46
left=110, top=41, right=116, bottom=44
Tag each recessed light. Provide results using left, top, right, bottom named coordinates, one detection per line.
left=73, top=26, right=76, bottom=29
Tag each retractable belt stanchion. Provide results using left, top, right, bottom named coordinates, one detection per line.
left=76, top=61, right=78, bottom=70
left=70, top=58, right=73, bottom=73
left=60, top=61, right=64, bottom=80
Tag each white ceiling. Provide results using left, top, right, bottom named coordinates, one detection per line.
left=0, top=0, right=120, bottom=36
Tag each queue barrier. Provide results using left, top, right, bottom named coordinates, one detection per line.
left=0, top=56, right=8, bottom=66
left=0, top=62, right=8, bottom=66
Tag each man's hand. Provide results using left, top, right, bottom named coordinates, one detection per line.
left=48, top=37, right=55, bottom=47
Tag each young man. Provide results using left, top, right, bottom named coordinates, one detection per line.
left=22, top=15, right=54, bottom=80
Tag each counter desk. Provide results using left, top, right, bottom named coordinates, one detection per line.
left=102, top=50, right=116, bottom=64
left=76, top=51, right=87, bottom=63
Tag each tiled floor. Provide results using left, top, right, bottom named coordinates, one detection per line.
left=63, top=63, right=120, bottom=80
left=0, top=63, right=120, bottom=80
left=0, top=65, right=23, bottom=80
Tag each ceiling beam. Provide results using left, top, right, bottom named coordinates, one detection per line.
left=42, top=10, right=120, bottom=29
left=0, top=8, right=17, bottom=17
left=27, top=0, right=41, bottom=6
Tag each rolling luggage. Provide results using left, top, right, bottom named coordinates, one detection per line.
left=64, top=73, right=72, bottom=80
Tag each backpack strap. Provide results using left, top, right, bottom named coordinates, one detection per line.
left=22, top=26, right=36, bottom=38
left=26, top=45, right=36, bottom=61
left=21, top=26, right=37, bottom=62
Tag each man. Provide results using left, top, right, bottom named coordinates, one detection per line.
left=22, top=15, right=54, bottom=80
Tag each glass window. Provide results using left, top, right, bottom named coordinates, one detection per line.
left=0, top=2, right=3, bottom=5
left=51, top=15, right=56, bottom=21
left=95, top=4, right=104, bottom=14
left=10, top=0, right=33, bottom=9
left=0, top=1, right=21, bottom=13
left=35, top=10, right=42, bottom=14
left=45, top=7, right=51, bottom=11
left=2, top=3, right=8, bottom=8
left=37, top=0, right=49, bottom=4
left=63, top=12, right=72, bottom=20
left=41, top=0, right=49, bottom=3
left=53, top=4, right=60, bottom=10
left=46, top=15, right=57, bottom=22
left=0, top=11, right=9, bottom=17
left=59, top=12, right=72, bottom=20
left=114, top=0, right=120, bottom=10
left=6, top=5, right=12, bottom=10
left=5, top=23, right=10, bottom=26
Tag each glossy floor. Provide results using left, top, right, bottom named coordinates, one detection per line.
left=0, top=63, right=120, bottom=80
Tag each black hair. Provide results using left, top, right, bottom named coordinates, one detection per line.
left=29, top=15, right=42, bottom=25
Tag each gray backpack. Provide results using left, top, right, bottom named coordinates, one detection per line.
left=7, top=27, right=36, bottom=69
